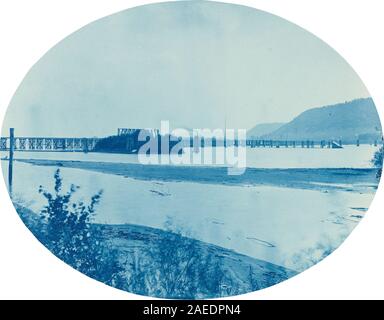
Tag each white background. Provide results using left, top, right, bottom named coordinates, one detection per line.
left=0, top=0, right=383, bottom=300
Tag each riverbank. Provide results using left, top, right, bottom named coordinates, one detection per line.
left=16, top=158, right=379, bottom=192
left=15, top=203, right=296, bottom=298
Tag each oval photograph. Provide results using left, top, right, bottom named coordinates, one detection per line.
left=1, top=1, right=383, bottom=298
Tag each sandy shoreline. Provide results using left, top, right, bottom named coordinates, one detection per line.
left=15, top=158, right=379, bottom=192
left=16, top=203, right=296, bottom=296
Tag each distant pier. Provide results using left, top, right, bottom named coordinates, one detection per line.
left=245, top=139, right=347, bottom=149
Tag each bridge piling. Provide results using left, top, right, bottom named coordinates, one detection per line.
left=8, top=128, right=14, bottom=193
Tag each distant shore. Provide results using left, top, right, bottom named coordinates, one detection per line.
left=16, top=158, right=379, bottom=192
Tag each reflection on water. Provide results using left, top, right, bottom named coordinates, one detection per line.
left=1, top=150, right=376, bottom=271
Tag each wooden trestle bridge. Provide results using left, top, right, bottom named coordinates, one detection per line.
left=0, top=136, right=100, bottom=152
left=0, top=135, right=347, bottom=152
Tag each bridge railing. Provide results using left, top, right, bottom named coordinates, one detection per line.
left=245, top=139, right=337, bottom=148
left=0, top=137, right=100, bottom=152
left=1, top=136, right=382, bottom=152
left=245, top=139, right=381, bottom=148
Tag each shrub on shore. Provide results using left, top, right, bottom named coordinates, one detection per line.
left=30, top=170, right=289, bottom=298
left=124, top=217, right=248, bottom=298
left=372, top=146, right=383, bottom=179
left=34, top=170, right=242, bottom=297
left=37, top=169, right=124, bottom=286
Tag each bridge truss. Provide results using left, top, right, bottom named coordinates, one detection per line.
left=0, top=137, right=99, bottom=152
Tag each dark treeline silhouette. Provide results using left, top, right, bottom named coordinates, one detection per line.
left=94, top=130, right=181, bottom=154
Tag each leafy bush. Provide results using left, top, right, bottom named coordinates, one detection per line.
left=33, top=171, right=287, bottom=297
left=248, top=266, right=260, bottom=291
left=124, top=218, right=237, bottom=298
left=38, top=169, right=123, bottom=285
left=372, top=146, right=383, bottom=178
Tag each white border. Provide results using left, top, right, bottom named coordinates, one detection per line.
left=1, top=0, right=383, bottom=299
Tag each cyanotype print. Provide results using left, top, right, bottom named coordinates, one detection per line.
left=1, top=1, right=383, bottom=298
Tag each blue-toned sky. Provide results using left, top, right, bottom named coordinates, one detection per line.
left=2, top=1, right=370, bottom=137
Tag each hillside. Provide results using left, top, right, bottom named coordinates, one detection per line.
left=247, top=122, right=285, bottom=138
left=262, top=98, right=382, bottom=143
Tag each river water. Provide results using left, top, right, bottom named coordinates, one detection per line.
left=1, top=144, right=378, bottom=168
left=0, top=145, right=380, bottom=270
